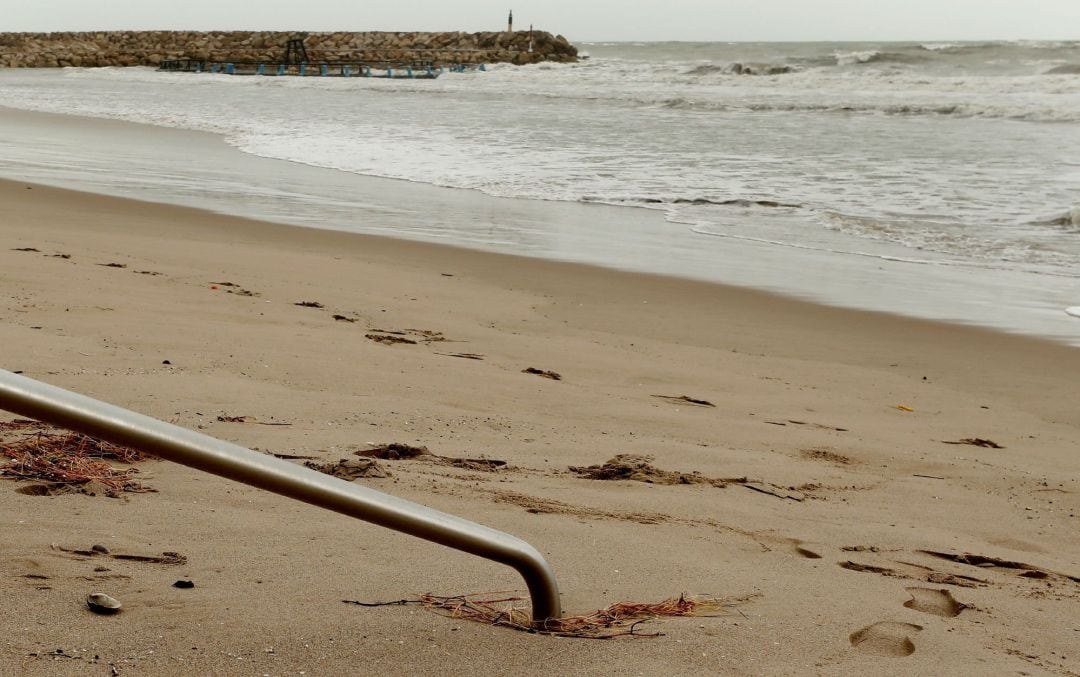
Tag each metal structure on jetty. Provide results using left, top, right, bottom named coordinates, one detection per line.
left=159, top=36, right=487, bottom=79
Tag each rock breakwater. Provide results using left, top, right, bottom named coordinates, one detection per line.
left=0, top=30, right=578, bottom=68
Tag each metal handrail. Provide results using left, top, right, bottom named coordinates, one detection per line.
left=0, top=369, right=561, bottom=623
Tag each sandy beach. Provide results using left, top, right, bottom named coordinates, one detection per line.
left=2, top=174, right=1079, bottom=675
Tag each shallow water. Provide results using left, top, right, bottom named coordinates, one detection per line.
left=0, top=40, right=1078, bottom=343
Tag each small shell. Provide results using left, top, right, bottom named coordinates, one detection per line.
left=86, top=593, right=122, bottom=614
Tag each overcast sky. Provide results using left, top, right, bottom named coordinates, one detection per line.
left=6, top=1, right=1079, bottom=42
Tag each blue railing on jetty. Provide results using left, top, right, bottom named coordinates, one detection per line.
left=158, top=59, right=486, bottom=79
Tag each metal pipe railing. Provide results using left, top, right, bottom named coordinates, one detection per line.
left=0, top=369, right=561, bottom=623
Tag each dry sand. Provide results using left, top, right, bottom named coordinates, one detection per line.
left=1, top=177, right=1079, bottom=675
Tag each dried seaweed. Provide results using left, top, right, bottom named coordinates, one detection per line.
left=366, top=333, right=418, bottom=345
left=0, top=426, right=152, bottom=496
left=523, top=368, right=562, bottom=380
left=295, top=300, right=325, bottom=308
left=355, top=443, right=430, bottom=460
left=436, top=352, right=486, bottom=361
left=941, top=438, right=1004, bottom=449
left=344, top=592, right=734, bottom=639
left=216, top=414, right=292, bottom=426
left=652, top=395, right=715, bottom=408
left=569, top=454, right=728, bottom=487
left=355, top=443, right=506, bottom=472
left=305, top=457, right=389, bottom=480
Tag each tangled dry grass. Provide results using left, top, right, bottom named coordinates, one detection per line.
left=346, top=592, right=734, bottom=639
left=0, top=419, right=152, bottom=496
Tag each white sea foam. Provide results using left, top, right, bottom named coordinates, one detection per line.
left=0, top=40, right=1078, bottom=284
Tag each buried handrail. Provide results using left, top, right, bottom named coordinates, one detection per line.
left=0, top=369, right=561, bottom=623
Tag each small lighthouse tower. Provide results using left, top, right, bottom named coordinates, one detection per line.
left=507, top=10, right=514, bottom=32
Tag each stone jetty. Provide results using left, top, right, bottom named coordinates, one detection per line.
left=0, top=30, right=578, bottom=69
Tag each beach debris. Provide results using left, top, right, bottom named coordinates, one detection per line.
left=913, top=474, right=946, bottom=480
left=113, top=551, right=187, bottom=565
left=96, top=262, right=128, bottom=269
left=332, top=314, right=357, bottom=323
left=294, top=300, right=325, bottom=308
left=173, top=579, right=195, bottom=589
left=51, top=253, right=72, bottom=259
left=741, top=482, right=805, bottom=502
left=343, top=592, right=738, bottom=639
left=91, top=544, right=110, bottom=555
left=1, top=425, right=153, bottom=497
left=29, top=649, right=80, bottom=660
left=569, top=454, right=727, bottom=487
left=305, top=457, right=389, bottom=480
left=366, top=333, right=418, bottom=345
left=436, top=352, right=486, bottom=360
left=86, top=592, right=122, bottom=615
left=894, top=404, right=915, bottom=412
left=941, top=438, right=1004, bottom=449
left=787, top=420, right=849, bottom=432
left=215, top=414, right=292, bottom=426
left=355, top=443, right=507, bottom=472
left=54, top=544, right=187, bottom=565
left=919, top=550, right=1080, bottom=583
left=268, top=452, right=318, bottom=460
left=370, top=328, right=447, bottom=343
left=356, top=443, right=430, bottom=460
left=0, top=419, right=45, bottom=432
left=11, top=247, right=40, bottom=252
left=404, top=329, right=446, bottom=343
left=523, top=367, right=561, bottom=380
left=135, top=270, right=162, bottom=276
left=213, top=282, right=258, bottom=296
left=652, top=395, right=715, bottom=408
left=161, top=359, right=172, bottom=365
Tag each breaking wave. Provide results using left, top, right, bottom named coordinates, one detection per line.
left=1032, top=207, right=1080, bottom=232
left=583, top=195, right=801, bottom=209
left=685, top=62, right=795, bottom=76
left=651, top=97, right=1078, bottom=122
left=833, top=50, right=927, bottom=66
left=1045, top=64, right=1080, bottom=75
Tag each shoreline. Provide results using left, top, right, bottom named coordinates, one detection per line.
left=2, top=101, right=1078, bottom=346
left=2, top=176, right=1080, bottom=673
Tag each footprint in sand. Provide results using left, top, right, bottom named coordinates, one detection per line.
left=903, top=587, right=966, bottom=617
left=849, top=622, right=923, bottom=657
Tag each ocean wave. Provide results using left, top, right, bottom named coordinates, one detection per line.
left=833, top=50, right=926, bottom=66
left=583, top=195, right=801, bottom=209
left=919, top=43, right=962, bottom=52
left=1044, top=64, right=1080, bottom=75
left=685, top=62, right=795, bottom=76
left=650, top=97, right=1080, bottom=122
left=1031, top=207, right=1080, bottom=231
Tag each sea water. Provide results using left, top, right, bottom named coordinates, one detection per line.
left=0, top=41, right=1078, bottom=342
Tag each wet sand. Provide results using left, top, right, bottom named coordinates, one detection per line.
left=2, top=178, right=1079, bottom=675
